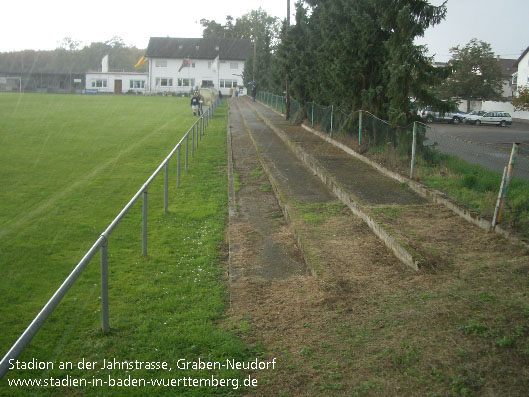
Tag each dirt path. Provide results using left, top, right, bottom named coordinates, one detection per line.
left=227, top=98, right=529, bottom=396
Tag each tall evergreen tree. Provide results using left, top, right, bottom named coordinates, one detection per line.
left=378, top=0, right=448, bottom=124
left=279, top=0, right=447, bottom=125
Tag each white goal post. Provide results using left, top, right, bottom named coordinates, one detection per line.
left=0, top=76, right=22, bottom=93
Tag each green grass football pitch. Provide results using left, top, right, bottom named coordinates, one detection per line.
left=0, top=93, right=253, bottom=395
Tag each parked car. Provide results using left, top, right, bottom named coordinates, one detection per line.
left=474, top=111, right=512, bottom=127
left=463, top=110, right=487, bottom=124
left=419, top=108, right=465, bottom=124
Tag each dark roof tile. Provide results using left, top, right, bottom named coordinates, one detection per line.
left=145, top=37, right=251, bottom=61
left=497, top=58, right=517, bottom=78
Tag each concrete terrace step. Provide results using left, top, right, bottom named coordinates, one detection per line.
left=230, top=99, right=408, bottom=284
left=245, top=98, right=510, bottom=272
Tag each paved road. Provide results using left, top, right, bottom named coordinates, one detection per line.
left=425, top=121, right=529, bottom=181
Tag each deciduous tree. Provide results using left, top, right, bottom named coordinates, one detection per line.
left=512, top=86, right=529, bottom=111
left=441, top=38, right=503, bottom=112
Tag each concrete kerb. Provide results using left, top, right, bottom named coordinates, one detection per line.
left=249, top=103, right=421, bottom=271
left=232, top=101, right=318, bottom=277
left=256, top=98, right=527, bottom=249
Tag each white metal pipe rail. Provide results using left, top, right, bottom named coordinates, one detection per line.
left=0, top=99, right=218, bottom=379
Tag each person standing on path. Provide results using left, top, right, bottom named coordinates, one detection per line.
left=191, top=92, right=200, bottom=116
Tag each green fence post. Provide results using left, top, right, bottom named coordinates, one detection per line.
left=410, top=122, right=418, bottom=179
left=330, top=105, right=334, bottom=138
left=358, top=110, right=363, bottom=145
left=492, top=142, right=520, bottom=228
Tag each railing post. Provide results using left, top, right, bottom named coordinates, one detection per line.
left=410, top=122, right=418, bottom=180
left=177, top=145, right=181, bottom=188
left=185, top=134, right=189, bottom=170
left=164, top=163, right=168, bottom=213
left=358, top=110, right=363, bottom=145
left=192, top=125, right=195, bottom=157
left=142, top=187, right=148, bottom=257
left=101, top=238, right=109, bottom=333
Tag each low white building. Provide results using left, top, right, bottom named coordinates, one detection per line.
left=144, top=37, right=251, bottom=96
left=85, top=54, right=148, bottom=94
left=85, top=72, right=148, bottom=94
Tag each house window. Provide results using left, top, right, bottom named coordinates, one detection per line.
left=91, top=79, right=107, bottom=88
left=155, top=59, right=167, bottom=68
left=208, top=61, right=212, bottom=69
left=155, top=78, right=173, bottom=87
left=130, top=80, right=146, bottom=89
left=230, top=62, right=238, bottom=70
left=220, top=79, right=237, bottom=88
left=177, top=78, right=195, bottom=87
left=178, top=78, right=189, bottom=87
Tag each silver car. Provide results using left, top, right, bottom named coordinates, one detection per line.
left=463, top=110, right=486, bottom=124
left=475, top=111, right=512, bottom=127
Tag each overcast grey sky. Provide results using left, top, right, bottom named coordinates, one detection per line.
left=0, top=0, right=291, bottom=52
left=1, top=0, right=528, bottom=62
left=416, top=0, right=529, bottom=62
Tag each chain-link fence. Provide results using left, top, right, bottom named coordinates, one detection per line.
left=257, top=91, right=430, bottom=172
left=255, top=91, right=529, bottom=238
left=257, top=91, right=285, bottom=113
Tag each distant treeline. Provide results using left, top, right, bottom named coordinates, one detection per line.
left=0, top=37, right=147, bottom=74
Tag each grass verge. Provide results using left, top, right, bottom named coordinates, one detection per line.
left=418, top=152, right=529, bottom=234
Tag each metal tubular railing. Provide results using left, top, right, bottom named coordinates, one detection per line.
left=0, top=99, right=219, bottom=380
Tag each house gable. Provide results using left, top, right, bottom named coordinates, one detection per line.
left=514, top=46, right=529, bottom=90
